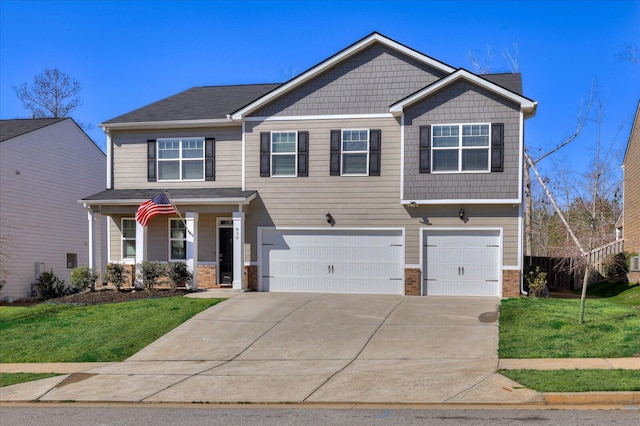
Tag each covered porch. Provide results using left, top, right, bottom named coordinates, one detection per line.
left=80, top=188, right=257, bottom=290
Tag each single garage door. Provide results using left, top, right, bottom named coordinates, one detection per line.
left=423, top=229, right=501, bottom=297
left=260, top=229, right=404, bottom=294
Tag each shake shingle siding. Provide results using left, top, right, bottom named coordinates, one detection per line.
left=623, top=104, right=640, bottom=253
left=403, top=80, right=521, bottom=201
left=252, top=44, right=448, bottom=117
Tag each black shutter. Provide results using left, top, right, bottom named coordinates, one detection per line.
left=147, top=139, right=157, bottom=182
left=297, top=131, right=309, bottom=177
left=369, top=129, right=381, bottom=176
left=330, top=130, right=341, bottom=176
left=491, top=123, right=504, bottom=172
left=260, top=132, right=270, bottom=177
left=205, top=137, right=215, bottom=181
left=419, top=126, right=430, bottom=173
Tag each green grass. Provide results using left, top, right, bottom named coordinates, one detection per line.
left=0, top=373, right=61, bottom=388
left=0, top=297, right=222, bottom=363
left=499, top=282, right=640, bottom=358
left=500, top=369, right=640, bottom=392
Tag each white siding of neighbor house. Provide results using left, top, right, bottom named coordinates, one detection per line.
left=0, top=119, right=107, bottom=299
left=243, top=118, right=520, bottom=267
left=111, top=127, right=242, bottom=189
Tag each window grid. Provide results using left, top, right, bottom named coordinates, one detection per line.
left=157, top=138, right=205, bottom=181
left=122, top=218, right=136, bottom=260
left=271, top=131, right=297, bottom=177
left=341, top=129, right=369, bottom=176
left=169, top=219, right=187, bottom=260
left=431, top=124, right=490, bottom=173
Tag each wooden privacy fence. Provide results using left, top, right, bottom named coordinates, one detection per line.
left=524, top=256, right=578, bottom=291
left=589, top=239, right=625, bottom=276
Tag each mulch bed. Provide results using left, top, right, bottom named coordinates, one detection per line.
left=1, top=289, right=190, bottom=307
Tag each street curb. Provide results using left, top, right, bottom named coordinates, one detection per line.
left=543, top=391, right=640, bottom=405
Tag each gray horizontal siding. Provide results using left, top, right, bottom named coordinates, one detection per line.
left=111, top=127, right=242, bottom=189
left=403, top=80, right=522, bottom=201
left=244, top=118, right=520, bottom=267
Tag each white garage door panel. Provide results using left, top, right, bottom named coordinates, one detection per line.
left=424, top=230, right=501, bottom=297
left=262, top=229, right=404, bottom=295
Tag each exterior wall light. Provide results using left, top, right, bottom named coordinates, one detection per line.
left=458, top=208, right=465, bottom=220
left=326, top=213, right=333, bottom=224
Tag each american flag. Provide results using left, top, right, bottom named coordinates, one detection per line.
left=136, top=193, right=176, bottom=227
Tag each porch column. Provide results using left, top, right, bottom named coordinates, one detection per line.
left=232, top=211, right=245, bottom=290
left=88, top=210, right=102, bottom=276
left=185, top=212, right=198, bottom=290
left=135, top=220, right=147, bottom=288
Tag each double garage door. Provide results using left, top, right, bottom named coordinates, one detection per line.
left=423, top=229, right=501, bottom=297
left=260, top=229, right=404, bottom=295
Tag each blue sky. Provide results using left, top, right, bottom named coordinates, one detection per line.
left=1, top=0, right=638, bottom=181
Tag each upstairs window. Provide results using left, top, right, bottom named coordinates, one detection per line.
left=271, top=131, right=297, bottom=176
left=432, top=124, right=490, bottom=173
left=341, top=130, right=369, bottom=175
left=157, top=138, right=204, bottom=181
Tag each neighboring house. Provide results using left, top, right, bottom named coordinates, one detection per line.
left=84, top=33, right=537, bottom=297
left=0, top=118, right=107, bottom=299
left=621, top=101, right=640, bottom=255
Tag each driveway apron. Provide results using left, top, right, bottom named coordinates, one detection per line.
left=26, top=292, right=505, bottom=404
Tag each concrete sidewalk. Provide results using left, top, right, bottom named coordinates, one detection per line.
left=1, top=292, right=638, bottom=406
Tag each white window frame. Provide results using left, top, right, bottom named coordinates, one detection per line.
left=157, top=137, right=205, bottom=182
left=431, top=123, right=491, bottom=174
left=341, top=129, right=369, bottom=176
left=270, top=131, right=297, bottom=177
left=121, top=218, right=136, bottom=262
left=169, top=219, right=187, bottom=261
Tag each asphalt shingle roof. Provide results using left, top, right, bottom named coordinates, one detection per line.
left=481, top=73, right=523, bottom=95
left=82, top=188, right=257, bottom=203
left=0, top=118, right=67, bottom=142
left=102, top=84, right=281, bottom=124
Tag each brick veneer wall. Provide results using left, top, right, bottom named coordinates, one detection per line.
left=502, top=269, right=521, bottom=298
left=197, top=265, right=217, bottom=289
left=628, top=271, right=640, bottom=284
left=105, top=263, right=136, bottom=289
left=405, top=268, right=421, bottom=296
left=245, top=265, right=258, bottom=291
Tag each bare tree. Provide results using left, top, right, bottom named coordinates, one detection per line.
left=467, top=45, right=494, bottom=74
left=502, top=39, right=520, bottom=73
left=13, top=68, right=81, bottom=118
left=619, top=45, right=640, bottom=63
left=524, top=85, right=595, bottom=256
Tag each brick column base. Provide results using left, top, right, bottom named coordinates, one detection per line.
left=197, top=265, right=217, bottom=289
left=502, top=269, right=521, bottom=298
left=245, top=265, right=258, bottom=291
left=405, top=268, right=421, bottom=296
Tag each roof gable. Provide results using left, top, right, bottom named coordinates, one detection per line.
left=389, top=69, right=537, bottom=117
left=623, top=100, right=640, bottom=166
left=0, top=118, right=67, bottom=142
left=231, top=32, right=456, bottom=120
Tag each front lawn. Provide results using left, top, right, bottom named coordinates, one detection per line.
left=0, top=373, right=61, bottom=388
left=499, top=282, right=640, bottom=358
left=0, top=296, right=222, bottom=363
left=500, top=369, right=640, bottom=392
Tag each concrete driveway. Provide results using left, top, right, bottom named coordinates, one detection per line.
left=8, top=292, right=541, bottom=404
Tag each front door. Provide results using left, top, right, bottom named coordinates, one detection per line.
left=219, top=227, right=234, bottom=285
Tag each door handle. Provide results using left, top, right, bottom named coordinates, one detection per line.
left=461, top=267, right=465, bottom=275
left=458, top=267, right=461, bottom=275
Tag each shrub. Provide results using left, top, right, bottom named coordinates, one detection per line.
left=138, top=261, right=166, bottom=290
left=70, top=265, right=100, bottom=292
left=166, top=262, right=193, bottom=291
left=602, top=252, right=630, bottom=278
left=104, top=263, right=129, bottom=290
left=38, top=270, right=67, bottom=299
left=0, top=279, right=4, bottom=293
left=525, top=266, right=548, bottom=298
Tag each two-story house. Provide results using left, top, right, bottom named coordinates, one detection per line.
left=82, top=33, right=537, bottom=297
left=1, top=118, right=106, bottom=300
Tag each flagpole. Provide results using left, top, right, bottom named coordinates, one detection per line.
left=164, top=191, right=193, bottom=236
